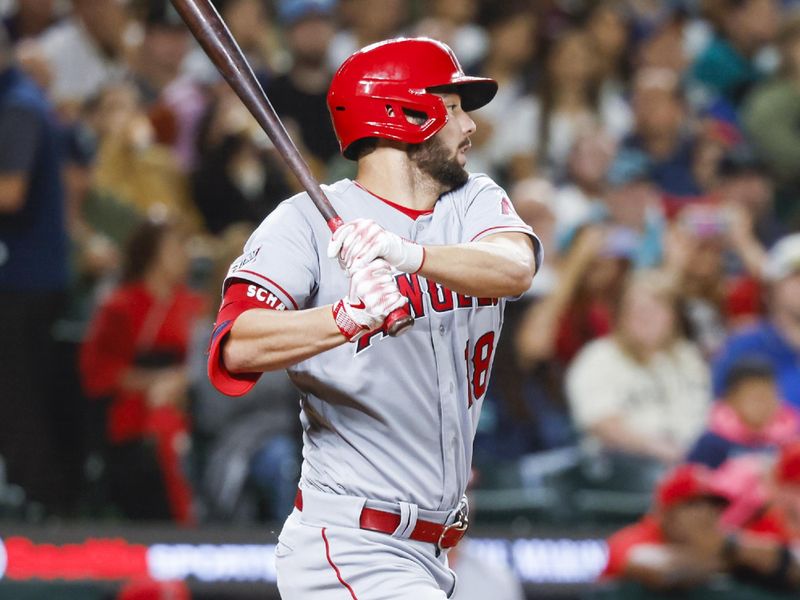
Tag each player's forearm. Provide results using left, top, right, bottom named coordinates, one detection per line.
left=418, top=237, right=535, bottom=298
left=223, top=306, right=346, bottom=372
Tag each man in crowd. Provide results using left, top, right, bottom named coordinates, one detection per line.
left=713, top=233, right=800, bottom=408
left=0, top=25, right=67, bottom=507
left=603, top=463, right=800, bottom=591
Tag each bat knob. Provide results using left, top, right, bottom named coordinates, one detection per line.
left=386, top=307, right=414, bottom=337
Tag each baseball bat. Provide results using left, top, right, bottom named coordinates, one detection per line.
left=171, top=0, right=412, bottom=336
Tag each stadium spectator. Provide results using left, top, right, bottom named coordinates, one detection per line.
left=601, top=147, right=665, bottom=269
left=516, top=223, right=630, bottom=370
left=128, top=1, right=190, bottom=110
left=497, top=27, right=631, bottom=181
left=741, top=12, right=800, bottom=225
left=36, top=0, right=130, bottom=114
left=602, top=463, right=800, bottom=592
left=713, top=444, right=800, bottom=543
left=127, top=0, right=211, bottom=172
left=663, top=214, right=731, bottom=357
left=689, top=0, right=780, bottom=111
left=551, top=129, right=616, bottom=239
left=92, top=82, right=200, bottom=226
left=690, top=116, right=741, bottom=194
left=566, top=271, right=710, bottom=466
left=264, top=0, right=340, bottom=170
left=191, top=86, right=292, bottom=234
left=0, top=25, right=68, bottom=508
left=662, top=200, right=767, bottom=356
left=80, top=218, right=205, bottom=524
left=460, top=0, right=538, bottom=181
left=2, top=0, right=61, bottom=41
left=583, top=1, right=631, bottom=90
left=771, top=442, right=800, bottom=541
left=620, top=67, right=702, bottom=199
left=184, top=0, right=282, bottom=84
left=634, top=6, right=692, bottom=75
left=713, top=233, right=800, bottom=408
left=715, top=147, right=785, bottom=250
left=688, top=360, right=800, bottom=468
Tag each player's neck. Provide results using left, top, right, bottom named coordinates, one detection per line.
left=356, top=150, right=444, bottom=211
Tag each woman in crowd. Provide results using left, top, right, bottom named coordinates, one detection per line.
left=80, top=217, right=205, bottom=524
left=566, top=270, right=711, bottom=465
left=497, top=27, right=631, bottom=181
left=516, top=222, right=632, bottom=370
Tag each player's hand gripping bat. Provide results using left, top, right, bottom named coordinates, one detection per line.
left=171, top=0, right=413, bottom=336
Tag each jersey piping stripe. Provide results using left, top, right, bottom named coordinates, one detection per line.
left=321, top=528, right=359, bottom=600
left=469, top=224, right=534, bottom=242
left=234, top=270, right=299, bottom=310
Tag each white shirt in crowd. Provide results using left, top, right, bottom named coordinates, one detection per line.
left=566, top=337, right=711, bottom=452
left=37, top=18, right=127, bottom=105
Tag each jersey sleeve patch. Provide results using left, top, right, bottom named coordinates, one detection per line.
left=207, top=280, right=286, bottom=397
left=222, top=201, right=319, bottom=310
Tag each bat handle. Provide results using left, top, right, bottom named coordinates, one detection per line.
left=328, top=216, right=414, bottom=337
left=385, top=306, right=414, bottom=337
left=327, top=216, right=345, bottom=233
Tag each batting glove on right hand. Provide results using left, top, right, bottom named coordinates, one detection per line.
left=332, top=258, right=408, bottom=342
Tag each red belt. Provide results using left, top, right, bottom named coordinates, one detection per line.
left=294, top=490, right=468, bottom=551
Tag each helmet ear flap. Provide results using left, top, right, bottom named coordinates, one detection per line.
left=340, top=91, right=448, bottom=158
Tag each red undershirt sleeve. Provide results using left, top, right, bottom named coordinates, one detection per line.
left=207, top=279, right=288, bottom=397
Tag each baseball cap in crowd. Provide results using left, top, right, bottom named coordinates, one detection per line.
left=775, top=441, right=800, bottom=486
left=278, top=0, right=336, bottom=26
left=763, top=233, right=800, bottom=282
left=655, top=464, right=730, bottom=510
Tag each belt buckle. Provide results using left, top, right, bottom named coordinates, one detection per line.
left=436, top=510, right=469, bottom=552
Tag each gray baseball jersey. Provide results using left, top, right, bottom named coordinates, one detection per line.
left=219, top=174, right=539, bottom=512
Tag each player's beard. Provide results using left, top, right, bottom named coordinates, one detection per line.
left=409, top=135, right=470, bottom=192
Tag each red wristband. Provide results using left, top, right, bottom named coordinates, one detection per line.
left=332, top=299, right=366, bottom=342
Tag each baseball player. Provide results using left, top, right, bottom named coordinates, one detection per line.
left=207, top=38, right=541, bottom=599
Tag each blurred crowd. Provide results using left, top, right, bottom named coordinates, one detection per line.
left=2, top=0, right=800, bottom=594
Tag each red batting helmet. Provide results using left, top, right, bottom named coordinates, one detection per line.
left=327, top=38, right=498, bottom=160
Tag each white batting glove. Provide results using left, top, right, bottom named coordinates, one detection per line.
left=327, top=219, right=424, bottom=274
left=331, top=258, right=408, bottom=342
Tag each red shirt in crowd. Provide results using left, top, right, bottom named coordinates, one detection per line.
left=601, top=515, right=664, bottom=579
left=80, top=281, right=205, bottom=524
left=80, top=282, right=205, bottom=442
